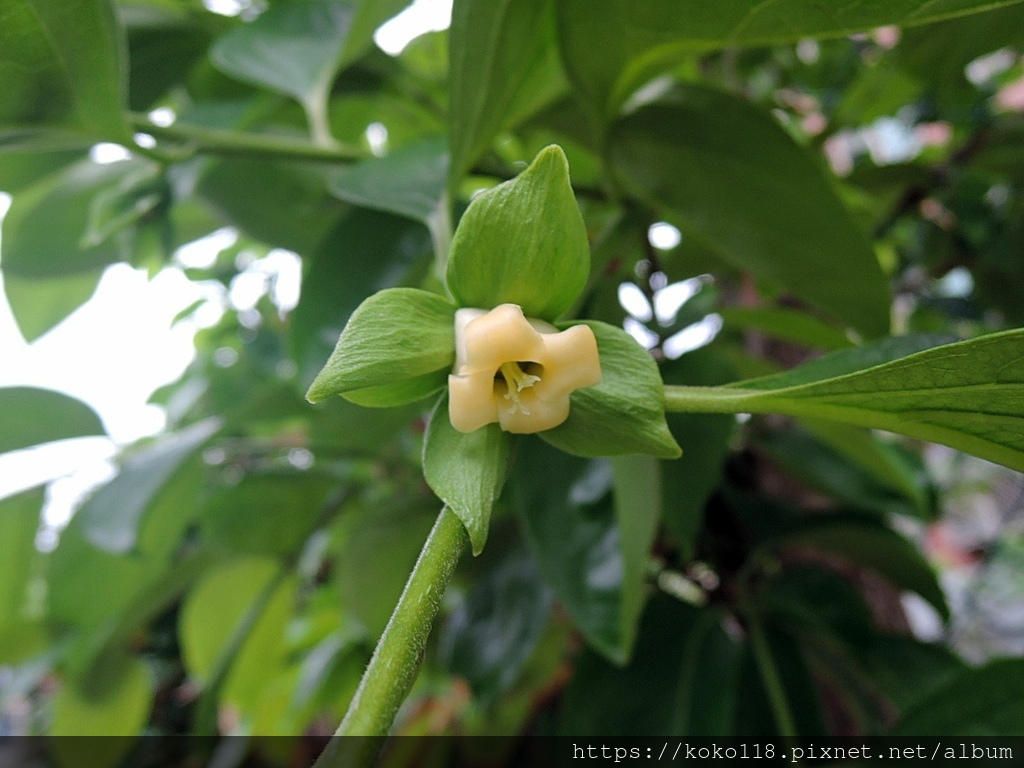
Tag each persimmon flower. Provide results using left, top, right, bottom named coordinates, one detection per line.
left=448, top=303, right=601, bottom=434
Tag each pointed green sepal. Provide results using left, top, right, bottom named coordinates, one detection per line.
left=422, top=396, right=512, bottom=555
left=446, top=145, right=590, bottom=320
left=306, top=288, right=455, bottom=406
left=540, top=321, right=681, bottom=459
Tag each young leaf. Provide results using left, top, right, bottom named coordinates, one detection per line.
left=665, top=329, right=1024, bottom=473
left=0, top=387, right=104, bottom=454
left=446, top=145, right=590, bottom=321
left=557, top=0, right=1024, bottom=117
left=305, top=288, right=455, bottom=405
left=0, top=0, right=130, bottom=145
left=540, top=321, right=680, bottom=459
left=0, top=487, right=44, bottom=627
left=52, top=655, right=152, bottom=737
left=3, top=270, right=103, bottom=343
left=609, top=87, right=891, bottom=338
left=422, top=396, right=511, bottom=554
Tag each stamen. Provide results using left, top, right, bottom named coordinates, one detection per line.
left=499, top=362, right=541, bottom=415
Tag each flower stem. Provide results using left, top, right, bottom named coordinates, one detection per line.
left=314, top=507, right=468, bottom=767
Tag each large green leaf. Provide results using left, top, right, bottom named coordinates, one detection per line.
left=77, top=418, right=221, bottom=554
left=665, top=329, right=1024, bottom=473
left=0, top=387, right=104, bottom=454
left=513, top=438, right=655, bottom=663
left=423, top=396, right=511, bottom=554
left=609, top=87, right=891, bottom=338
left=448, top=0, right=566, bottom=180
left=556, top=0, right=1024, bottom=116
left=1, top=159, right=156, bottom=278
left=52, top=655, right=151, bottom=737
left=0, top=0, right=129, bottom=145
left=447, top=145, right=590, bottom=321
left=891, top=658, right=1024, bottom=735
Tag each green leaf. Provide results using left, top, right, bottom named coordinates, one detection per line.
left=52, top=655, right=151, bottom=737
left=3, top=270, right=103, bottom=343
left=329, top=136, right=449, bottom=226
left=540, top=321, right=680, bottom=459
left=180, top=557, right=296, bottom=711
left=891, top=658, right=1024, bottom=735
left=513, top=438, right=656, bottom=663
left=446, top=145, right=589, bottom=320
left=423, top=396, right=511, bottom=554
left=0, top=0, right=130, bottom=146
left=609, top=87, right=891, bottom=338
left=665, top=329, right=1024, bottom=474
left=760, top=515, right=948, bottom=620
left=1, top=159, right=156, bottom=278
left=0, top=387, right=104, bottom=454
left=305, top=287, right=455, bottom=405
left=0, top=487, right=43, bottom=627
left=448, top=0, right=566, bottom=180
left=862, top=635, right=966, bottom=712
left=201, top=471, right=337, bottom=556
left=209, top=0, right=404, bottom=141
left=196, top=157, right=344, bottom=254
left=439, top=544, right=552, bottom=700
left=556, top=0, right=1024, bottom=117
left=77, top=418, right=221, bottom=554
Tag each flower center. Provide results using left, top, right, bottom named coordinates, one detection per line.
left=498, top=361, right=541, bottom=415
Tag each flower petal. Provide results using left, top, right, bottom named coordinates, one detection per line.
left=534, top=325, right=602, bottom=401
left=448, top=370, right=499, bottom=432
left=460, top=304, right=546, bottom=374
left=497, top=390, right=570, bottom=434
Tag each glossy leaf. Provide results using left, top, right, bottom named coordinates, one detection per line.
left=1, top=159, right=155, bottom=278
left=666, top=329, right=1024, bottom=473
left=305, top=287, right=455, bottom=405
left=556, top=0, right=1024, bottom=116
left=718, top=307, right=856, bottom=352
left=610, top=87, right=891, bottom=338
left=540, top=321, right=680, bottom=459
left=0, top=0, right=129, bottom=145
left=77, top=418, right=221, bottom=554
left=446, top=145, right=589, bottom=320
left=423, top=396, right=511, bottom=554
left=0, top=387, right=104, bottom=454
left=448, top=0, right=566, bottom=180
left=891, top=658, right=1024, bottom=735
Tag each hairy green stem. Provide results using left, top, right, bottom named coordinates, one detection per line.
left=749, top=619, right=798, bottom=738
left=314, top=507, right=468, bottom=767
left=128, top=113, right=363, bottom=165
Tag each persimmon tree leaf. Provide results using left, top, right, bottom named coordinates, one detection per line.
left=0, top=387, right=104, bottom=454
left=0, top=0, right=130, bottom=145
left=665, top=330, right=1024, bottom=473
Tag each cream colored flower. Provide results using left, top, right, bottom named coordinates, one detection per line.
left=448, top=303, right=601, bottom=434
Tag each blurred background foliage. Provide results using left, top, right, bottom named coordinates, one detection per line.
left=2, top=0, right=1024, bottom=762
